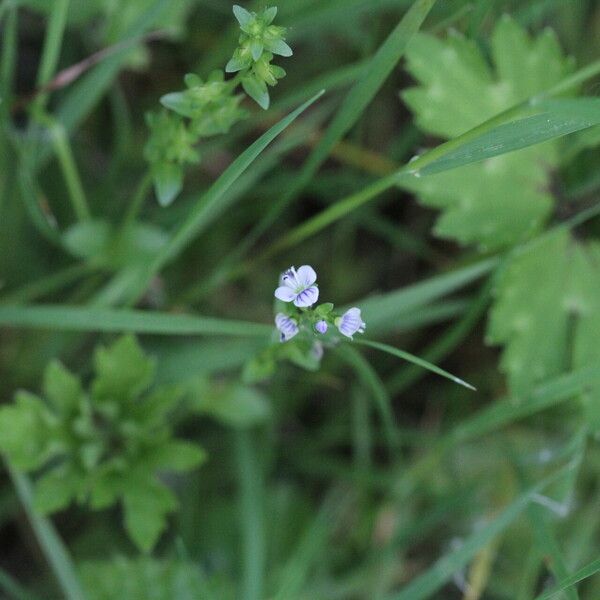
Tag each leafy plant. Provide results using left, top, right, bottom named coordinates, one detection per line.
left=144, top=4, right=292, bottom=206
left=402, top=16, right=600, bottom=400
left=0, top=335, right=206, bottom=552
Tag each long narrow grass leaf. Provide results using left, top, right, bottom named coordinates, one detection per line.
left=0, top=305, right=272, bottom=337
left=533, top=557, right=600, bottom=600
left=7, top=467, right=86, bottom=600
left=356, top=339, right=476, bottom=391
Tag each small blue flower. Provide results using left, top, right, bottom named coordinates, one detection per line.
left=315, top=320, right=328, bottom=334
left=336, top=308, right=366, bottom=339
left=275, top=313, right=299, bottom=342
left=274, top=265, right=319, bottom=307
left=311, top=341, right=324, bottom=361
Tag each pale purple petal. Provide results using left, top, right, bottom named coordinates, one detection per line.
left=296, top=265, right=317, bottom=287
left=293, top=285, right=318, bottom=307
left=281, top=266, right=299, bottom=289
left=315, top=320, right=328, bottom=334
left=274, top=286, right=296, bottom=302
left=275, top=313, right=299, bottom=341
left=337, top=307, right=366, bottom=338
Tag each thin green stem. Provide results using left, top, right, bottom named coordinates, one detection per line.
left=0, top=263, right=92, bottom=305
left=120, top=170, right=152, bottom=230
left=33, top=0, right=70, bottom=110
left=38, top=115, right=91, bottom=221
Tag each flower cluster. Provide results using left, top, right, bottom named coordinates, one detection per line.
left=144, top=5, right=291, bottom=206
left=273, top=264, right=366, bottom=343
left=226, top=5, right=291, bottom=109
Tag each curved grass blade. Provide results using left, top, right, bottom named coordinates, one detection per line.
left=389, top=465, right=576, bottom=600
left=337, top=345, right=398, bottom=450
left=533, top=557, right=600, bottom=600
left=7, top=466, right=86, bottom=600
left=356, top=339, right=476, bottom=391
left=105, top=90, right=324, bottom=306
left=0, top=305, right=272, bottom=337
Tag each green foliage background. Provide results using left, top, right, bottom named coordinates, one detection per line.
left=0, top=0, right=599, bottom=598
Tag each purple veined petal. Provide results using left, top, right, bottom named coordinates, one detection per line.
left=337, top=307, right=366, bottom=338
left=281, top=266, right=299, bottom=289
left=274, top=285, right=296, bottom=302
left=275, top=313, right=299, bottom=342
left=293, top=285, right=319, bottom=307
left=296, top=265, right=317, bottom=287
left=315, top=320, right=328, bottom=334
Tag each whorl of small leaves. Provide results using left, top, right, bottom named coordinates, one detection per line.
left=144, top=4, right=291, bottom=206
left=0, top=335, right=206, bottom=552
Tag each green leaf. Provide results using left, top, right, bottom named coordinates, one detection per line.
left=143, top=440, right=207, bottom=471
left=193, top=384, right=271, bottom=428
left=92, top=335, right=156, bottom=403
left=153, top=161, right=183, bottom=207
left=0, top=392, right=58, bottom=470
left=487, top=229, right=600, bottom=399
left=355, top=339, right=476, bottom=391
left=63, top=220, right=112, bottom=263
left=43, top=360, right=83, bottom=414
left=233, top=4, right=253, bottom=28
left=401, top=17, right=573, bottom=250
left=33, top=465, right=81, bottom=514
left=533, top=557, right=600, bottom=600
left=123, top=478, right=178, bottom=552
left=242, top=74, right=270, bottom=109
left=79, top=557, right=211, bottom=600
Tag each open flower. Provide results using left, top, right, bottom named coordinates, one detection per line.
left=275, top=313, right=299, bottom=342
left=274, top=265, right=319, bottom=307
left=336, top=308, right=366, bottom=339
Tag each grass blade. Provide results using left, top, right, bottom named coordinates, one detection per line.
left=533, top=557, right=600, bottom=600
left=0, top=305, right=272, bottom=337
left=354, top=258, right=497, bottom=333
left=104, top=91, right=324, bottom=305
left=235, top=431, right=265, bottom=600
left=388, top=466, right=575, bottom=600
left=356, top=339, right=476, bottom=391
left=337, top=345, right=398, bottom=450
left=235, top=0, right=438, bottom=268
left=7, top=466, right=86, bottom=600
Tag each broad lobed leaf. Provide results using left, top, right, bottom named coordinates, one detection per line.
left=401, top=16, right=573, bottom=250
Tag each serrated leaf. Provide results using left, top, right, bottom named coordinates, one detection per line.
left=0, top=392, right=60, bottom=470
left=487, top=230, right=600, bottom=397
left=123, top=478, right=178, bottom=552
left=33, top=465, right=81, bottom=514
left=401, top=17, right=573, bottom=250
left=92, top=335, right=156, bottom=403
left=193, top=384, right=271, bottom=428
left=43, top=360, right=83, bottom=414
left=79, top=557, right=211, bottom=600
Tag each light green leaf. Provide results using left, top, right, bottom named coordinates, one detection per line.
left=143, top=440, right=207, bottom=471
left=63, top=220, right=112, bottom=263
left=193, top=384, right=271, bottom=428
left=92, top=335, right=156, bottom=403
left=487, top=230, right=600, bottom=398
left=43, top=360, right=83, bottom=414
left=33, top=465, right=81, bottom=514
left=123, top=478, right=178, bottom=552
left=401, top=17, right=573, bottom=250
left=242, top=74, right=270, bottom=109
left=153, top=161, right=184, bottom=207
left=0, top=392, right=59, bottom=470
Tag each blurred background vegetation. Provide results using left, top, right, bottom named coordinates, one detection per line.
left=0, top=0, right=600, bottom=598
